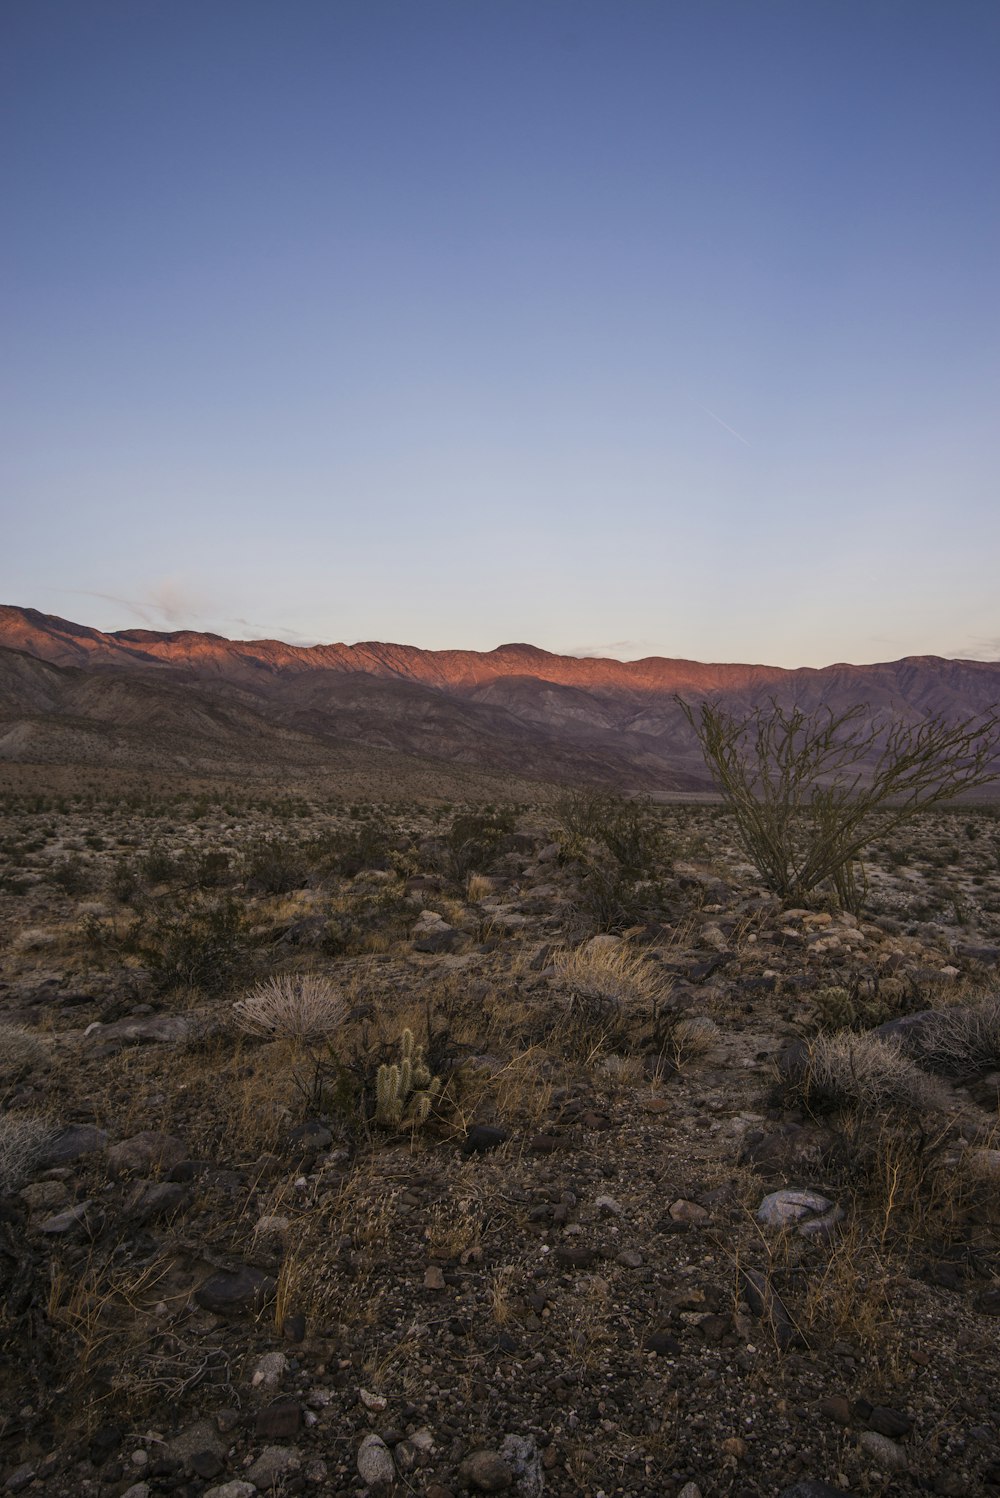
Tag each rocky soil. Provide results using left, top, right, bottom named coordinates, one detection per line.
left=1, top=778, right=999, bottom=1498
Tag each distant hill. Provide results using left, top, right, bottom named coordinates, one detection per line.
left=1, top=605, right=998, bottom=795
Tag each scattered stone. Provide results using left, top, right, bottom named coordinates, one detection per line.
left=203, top=1483, right=256, bottom=1498
left=255, top=1399, right=300, bottom=1439
left=739, top=1267, right=799, bottom=1350
left=164, top=1421, right=226, bottom=1466
left=867, top=1406, right=912, bottom=1439
left=357, top=1432, right=395, bottom=1486
left=819, top=1395, right=852, bottom=1426
left=251, top=1351, right=289, bottom=1391
left=126, top=1180, right=187, bottom=1223
left=462, top=1125, right=508, bottom=1154
left=779, top=1484, right=856, bottom=1497
left=245, top=1445, right=300, bottom=1488
left=669, top=1199, right=709, bottom=1224
left=37, top=1122, right=109, bottom=1167
left=858, top=1430, right=908, bottom=1471
left=412, top=912, right=464, bottom=953
left=4, top=1465, right=36, bottom=1495
left=106, top=1131, right=186, bottom=1179
left=424, top=1265, right=446, bottom=1290
left=195, top=1265, right=276, bottom=1315
left=459, top=1448, right=513, bottom=1491
left=499, top=1433, right=544, bottom=1497
left=38, top=1200, right=98, bottom=1235
left=756, top=1188, right=844, bottom=1236
left=644, top=1330, right=682, bottom=1357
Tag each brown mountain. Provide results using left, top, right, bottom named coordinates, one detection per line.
left=0, top=605, right=998, bottom=794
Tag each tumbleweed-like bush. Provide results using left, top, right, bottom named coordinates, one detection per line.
left=232, top=973, right=345, bottom=1040
left=0, top=1112, right=55, bottom=1193
left=893, top=996, right=1000, bottom=1080
left=798, top=1031, right=951, bottom=1116
left=557, top=938, right=671, bottom=1012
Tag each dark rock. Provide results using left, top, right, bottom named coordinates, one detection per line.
left=643, top=1330, right=682, bottom=1357
left=779, top=1484, right=856, bottom=1497
left=40, top=1124, right=108, bottom=1168
left=553, top=1246, right=596, bottom=1270
left=126, top=1181, right=187, bottom=1224
left=868, top=1407, right=912, bottom=1439
left=194, top=1265, right=276, bottom=1315
left=458, top=1449, right=512, bottom=1491
left=461, top=1125, right=508, bottom=1155
left=281, top=1313, right=307, bottom=1343
left=977, top=1286, right=1000, bottom=1315
left=107, top=1131, right=186, bottom=1180
left=255, top=1400, right=301, bottom=1440
left=89, top=1425, right=124, bottom=1464
left=739, top=1267, right=799, bottom=1350
left=819, top=1395, right=852, bottom=1426
left=189, top=1450, right=224, bottom=1480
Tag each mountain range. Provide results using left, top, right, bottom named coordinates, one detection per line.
left=1, top=604, right=998, bottom=795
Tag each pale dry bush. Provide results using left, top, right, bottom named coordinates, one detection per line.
left=0, top=1111, right=55, bottom=1191
left=232, top=973, right=345, bottom=1040
left=466, top=873, right=494, bottom=902
left=0, top=1023, right=48, bottom=1082
left=801, top=1032, right=950, bottom=1115
left=557, top=938, right=671, bottom=1011
left=894, top=996, right=1000, bottom=1079
left=11, top=927, right=55, bottom=953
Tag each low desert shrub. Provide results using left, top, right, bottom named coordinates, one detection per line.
left=131, top=896, right=253, bottom=996
left=894, top=996, right=1000, bottom=1079
left=233, top=973, right=345, bottom=1040
left=0, top=1024, right=47, bottom=1085
left=797, top=1032, right=950, bottom=1116
left=558, top=939, right=671, bottom=1013
left=0, top=1112, right=55, bottom=1192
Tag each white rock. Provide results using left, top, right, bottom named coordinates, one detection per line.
left=251, top=1351, right=288, bottom=1391
left=357, top=1432, right=395, bottom=1486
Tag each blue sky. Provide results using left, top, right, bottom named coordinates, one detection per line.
left=2, top=1, right=998, bottom=666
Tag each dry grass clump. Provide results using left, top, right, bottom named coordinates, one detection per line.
left=894, top=996, right=1000, bottom=1079
left=0, top=1111, right=55, bottom=1192
left=232, top=972, right=345, bottom=1040
left=798, top=1031, right=951, bottom=1116
left=557, top=938, right=671, bottom=1012
left=0, top=1023, right=48, bottom=1083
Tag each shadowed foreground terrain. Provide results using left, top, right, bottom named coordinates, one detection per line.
left=1, top=768, right=999, bottom=1498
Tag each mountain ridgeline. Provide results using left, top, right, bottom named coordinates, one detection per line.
left=0, top=605, right=998, bottom=793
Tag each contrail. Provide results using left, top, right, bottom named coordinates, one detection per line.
left=698, top=403, right=751, bottom=446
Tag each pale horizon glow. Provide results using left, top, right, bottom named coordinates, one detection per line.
left=2, top=2, right=998, bottom=670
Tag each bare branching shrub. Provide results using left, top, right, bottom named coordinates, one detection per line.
left=679, top=698, right=999, bottom=910
left=557, top=939, right=671, bottom=1012
left=894, top=997, right=1000, bottom=1079
left=233, top=973, right=345, bottom=1040
left=0, top=1112, right=55, bottom=1192
left=0, top=1024, right=47, bottom=1084
left=797, top=1032, right=951, bottom=1115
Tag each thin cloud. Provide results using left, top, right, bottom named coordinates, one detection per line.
left=946, top=635, right=1000, bottom=662
left=569, top=639, right=658, bottom=660
left=61, top=586, right=322, bottom=647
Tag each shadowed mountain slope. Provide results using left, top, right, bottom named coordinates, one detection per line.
left=1, top=606, right=998, bottom=793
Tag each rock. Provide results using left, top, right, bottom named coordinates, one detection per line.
left=38, top=1124, right=108, bottom=1167
left=412, top=913, right=464, bottom=953
left=203, top=1484, right=257, bottom=1498
left=756, top=1189, right=844, bottom=1237
left=461, top=1125, right=508, bottom=1155
left=739, top=1267, right=798, bottom=1350
left=189, top=1451, right=224, bottom=1480
left=739, top=1122, right=833, bottom=1175
left=251, top=1352, right=289, bottom=1392
left=424, top=1265, right=446, bottom=1290
left=644, top=1330, right=682, bottom=1357
left=195, top=1265, right=276, bottom=1315
left=819, top=1395, right=852, bottom=1426
left=164, top=1421, right=226, bottom=1466
left=126, top=1180, right=187, bottom=1223
left=121, top=1485, right=151, bottom=1498
left=868, top=1407, right=912, bottom=1439
left=20, top=1180, right=69, bottom=1211
left=677, top=1486, right=704, bottom=1498
left=977, top=1286, right=1000, bottom=1315
left=255, top=1399, right=300, bottom=1439
left=86, top=1013, right=191, bottom=1047
left=246, top=1445, right=300, bottom=1488
left=459, top=1448, right=513, bottom=1491
left=357, top=1433, right=395, bottom=1486
left=107, top=1131, right=186, bottom=1179
left=4, top=1466, right=36, bottom=1495
left=669, top=1199, right=709, bottom=1224
left=858, top=1430, right=908, bottom=1471
left=553, top=1245, right=595, bottom=1269
left=38, top=1200, right=99, bottom=1235
left=779, top=1484, right=856, bottom=1497
left=500, top=1433, right=544, bottom=1497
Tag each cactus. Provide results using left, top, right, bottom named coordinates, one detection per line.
left=375, top=1029, right=441, bottom=1127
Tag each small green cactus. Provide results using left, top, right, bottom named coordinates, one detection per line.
left=375, top=1029, right=442, bottom=1127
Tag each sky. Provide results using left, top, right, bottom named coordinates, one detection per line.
left=2, top=0, right=998, bottom=668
